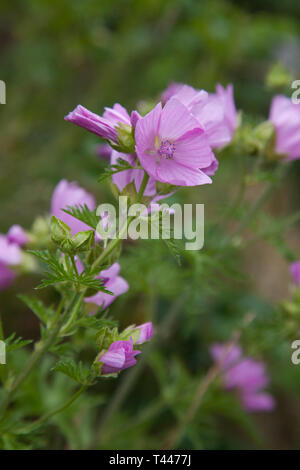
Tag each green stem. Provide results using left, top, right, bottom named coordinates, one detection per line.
left=60, top=292, right=84, bottom=335
left=96, top=290, right=188, bottom=447
left=0, top=292, right=82, bottom=420
left=0, top=172, right=151, bottom=426
left=222, top=163, right=288, bottom=247
left=91, top=172, right=149, bottom=271
left=19, top=382, right=90, bottom=433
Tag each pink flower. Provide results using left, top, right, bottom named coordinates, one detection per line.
left=0, top=264, right=16, bottom=290
left=96, top=143, right=112, bottom=159
left=7, top=225, right=28, bottom=247
left=135, top=322, right=154, bottom=344
left=0, top=234, right=22, bottom=266
left=103, top=103, right=131, bottom=127
left=111, top=150, right=156, bottom=195
left=214, top=84, right=238, bottom=139
left=99, top=337, right=141, bottom=375
left=51, top=179, right=96, bottom=235
left=161, top=82, right=185, bottom=103
left=65, top=105, right=119, bottom=143
left=269, top=95, right=300, bottom=160
left=163, top=83, right=237, bottom=150
left=84, top=262, right=129, bottom=310
left=0, top=230, right=24, bottom=291
left=290, top=261, right=300, bottom=285
left=210, top=343, right=275, bottom=412
left=65, top=103, right=139, bottom=146
left=135, top=99, right=214, bottom=186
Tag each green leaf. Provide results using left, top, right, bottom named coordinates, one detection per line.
left=18, top=294, right=55, bottom=324
left=63, top=204, right=99, bottom=230
left=52, top=359, right=90, bottom=384
left=5, top=333, right=32, bottom=353
left=98, top=158, right=138, bottom=183
left=28, top=249, right=112, bottom=292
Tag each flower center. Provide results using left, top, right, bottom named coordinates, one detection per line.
left=158, top=140, right=176, bottom=159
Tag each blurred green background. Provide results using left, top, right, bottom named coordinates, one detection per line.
left=1, top=0, right=300, bottom=449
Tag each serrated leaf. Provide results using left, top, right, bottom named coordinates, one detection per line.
left=63, top=204, right=99, bottom=230
left=5, top=333, right=32, bottom=353
left=18, top=294, right=54, bottom=324
left=52, top=359, right=90, bottom=384
left=98, top=158, right=138, bottom=183
left=28, top=249, right=112, bottom=292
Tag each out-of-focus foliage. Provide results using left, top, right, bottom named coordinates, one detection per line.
left=1, top=0, right=300, bottom=450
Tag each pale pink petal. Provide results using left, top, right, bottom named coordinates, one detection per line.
left=100, top=350, right=126, bottom=369
left=103, top=103, right=131, bottom=126
left=51, top=179, right=96, bottom=235
left=159, top=98, right=203, bottom=141
left=174, top=128, right=214, bottom=169
left=135, top=102, right=162, bottom=153
left=155, top=159, right=212, bottom=186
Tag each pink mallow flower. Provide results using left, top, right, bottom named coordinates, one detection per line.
left=65, top=102, right=139, bottom=145
left=51, top=179, right=96, bottom=236
left=134, top=322, right=154, bottom=344
left=163, top=83, right=238, bottom=151
left=135, top=99, right=215, bottom=186
left=7, top=225, right=28, bottom=246
left=83, top=262, right=129, bottom=310
left=0, top=230, right=24, bottom=291
left=210, top=343, right=275, bottom=412
left=269, top=95, right=300, bottom=160
left=110, top=150, right=156, bottom=196
left=99, top=337, right=141, bottom=375
left=290, top=261, right=300, bottom=285
left=65, top=105, right=119, bottom=143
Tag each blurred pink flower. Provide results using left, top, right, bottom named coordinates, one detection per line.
left=7, top=225, right=28, bottom=246
left=0, top=234, right=22, bottom=266
left=135, top=322, right=153, bottom=344
left=210, top=343, right=275, bottom=412
left=135, top=100, right=214, bottom=186
left=51, top=179, right=96, bottom=235
left=290, top=261, right=300, bottom=285
left=0, top=263, right=16, bottom=290
left=99, top=337, right=141, bottom=375
left=0, top=229, right=25, bottom=291
left=96, top=143, right=112, bottom=160
left=269, top=95, right=300, bottom=160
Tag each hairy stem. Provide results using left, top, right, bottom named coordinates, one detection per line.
left=91, top=172, right=150, bottom=271
left=0, top=292, right=82, bottom=420
left=19, top=381, right=91, bottom=433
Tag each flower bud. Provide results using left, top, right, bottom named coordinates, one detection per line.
left=51, top=216, right=71, bottom=245
left=72, top=230, right=95, bottom=252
